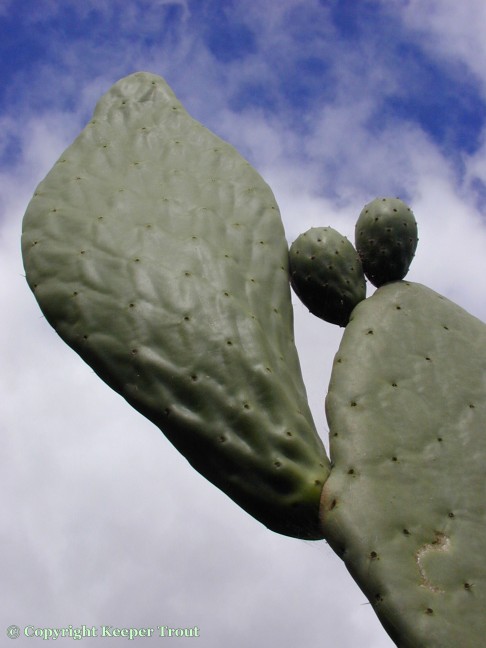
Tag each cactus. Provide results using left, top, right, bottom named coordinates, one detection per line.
left=289, top=226, right=366, bottom=326
left=321, top=280, right=486, bottom=647
left=355, top=197, right=418, bottom=286
left=21, top=72, right=329, bottom=539
left=21, top=72, right=486, bottom=647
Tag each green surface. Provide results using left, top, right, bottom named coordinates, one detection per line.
left=355, top=197, right=418, bottom=287
left=321, top=281, right=486, bottom=646
left=289, top=226, right=366, bottom=327
left=22, top=72, right=330, bottom=539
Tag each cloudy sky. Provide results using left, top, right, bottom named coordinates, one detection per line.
left=2, top=1, right=486, bottom=646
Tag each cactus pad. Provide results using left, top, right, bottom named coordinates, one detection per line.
left=21, top=72, right=330, bottom=539
left=289, top=227, right=366, bottom=326
left=321, top=281, right=486, bottom=647
left=355, top=197, right=418, bottom=287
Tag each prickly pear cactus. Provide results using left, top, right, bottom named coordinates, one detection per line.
left=21, top=72, right=486, bottom=647
left=355, top=197, right=418, bottom=286
left=21, top=72, right=329, bottom=539
left=289, top=226, right=366, bottom=326
left=321, top=281, right=486, bottom=647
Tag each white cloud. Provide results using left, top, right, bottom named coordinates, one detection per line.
left=393, top=0, right=486, bottom=94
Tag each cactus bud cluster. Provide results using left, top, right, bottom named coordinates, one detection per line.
left=289, top=197, right=418, bottom=324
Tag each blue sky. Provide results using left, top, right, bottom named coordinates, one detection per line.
left=3, top=2, right=486, bottom=164
left=3, top=1, right=486, bottom=222
left=2, top=2, right=486, bottom=647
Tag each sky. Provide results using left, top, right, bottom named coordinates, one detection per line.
left=2, top=1, right=486, bottom=647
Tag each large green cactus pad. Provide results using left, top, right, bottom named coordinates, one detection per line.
left=321, top=281, right=486, bottom=646
left=21, top=72, right=329, bottom=539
